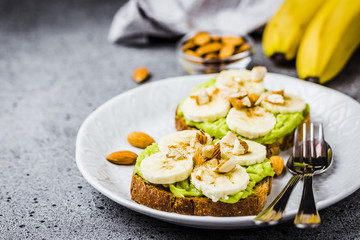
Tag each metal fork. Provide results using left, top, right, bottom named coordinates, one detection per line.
left=253, top=126, right=303, bottom=225
left=292, top=122, right=326, bottom=227
left=254, top=122, right=330, bottom=226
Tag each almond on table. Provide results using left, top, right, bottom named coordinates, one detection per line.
left=132, top=67, right=150, bottom=83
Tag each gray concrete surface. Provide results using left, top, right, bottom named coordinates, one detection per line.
left=0, top=0, right=359, bottom=239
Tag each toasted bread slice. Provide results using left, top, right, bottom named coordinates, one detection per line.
left=130, top=173, right=273, bottom=217
left=175, top=106, right=310, bottom=157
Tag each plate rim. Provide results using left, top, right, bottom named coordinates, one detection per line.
left=76, top=73, right=360, bottom=228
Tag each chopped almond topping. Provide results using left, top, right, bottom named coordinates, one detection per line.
left=221, top=131, right=237, bottom=144
left=193, top=146, right=206, bottom=166
left=232, top=138, right=249, bottom=155
left=196, top=131, right=208, bottom=145
left=230, top=97, right=244, bottom=110
left=213, top=158, right=236, bottom=173
left=254, top=93, right=265, bottom=106
left=251, top=66, right=267, bottom=81
left=248, top=93, right=259, bottom=104
left=270, top=90, right=284, bottom=96
left=206, top=87, right=219, bottom=96
left=202, top=145, right=215, bottom=159
left=266, top=93, right=285, bottom=104
left=241, top=96, right=251, bottom=107
left=210, top=143, right=221, bottom=160
left=230, top=91, right=248, bottom=99
left=230, top=91, right=254, bottom=109
left=190, top=88, right=210, bottom=105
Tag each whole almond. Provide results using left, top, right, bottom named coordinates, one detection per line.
left=222, top=36, right=244, bottom=46
left=236, top=43, right=251, bottom=53
left=204, top=53, right=218, bottom=59
left=127, top=131, right=155, bottom=149
left=106, top=151, right=138, bottom=165
left=195, top=42, right=222, bottom=56
left=132, top=67, right=149, bottom=83
left=219, top=44, right=235, bottom=59
left=269, top=156, right=284, bottom=175
left=193, top=32, right=211, bottom=46
left=211, top=36, right=221, bottom=42
left=182, top=40, right=196, bottom=51
left=184, top=50, right=200, bottom=58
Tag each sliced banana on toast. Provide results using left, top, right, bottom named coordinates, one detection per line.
left=158, top=130, right=212, bottom=155
left=191, top=159, right=249, bottom=202
left=219, top=132, right=267, bottom=166
left=182, top=87, right=230, bottom=122
left=226, top=106, right=276, bottom=139
left=215, top=68, right=265, bottom=96
left=261, top=92, right=306, bottom=114
left=140, top=152, right=193, bottom=184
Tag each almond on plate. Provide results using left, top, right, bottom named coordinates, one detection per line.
left=127, top=131, right=155, bottom=149
left=106, top=151, right=138, bottom=165
left=269, top=156, right=284, bottom=175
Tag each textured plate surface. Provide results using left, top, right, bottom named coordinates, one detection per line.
left=76, top=73, right=360, bottom=229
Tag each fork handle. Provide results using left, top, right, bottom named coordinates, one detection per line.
left=294, top=173, right=320, bottom=228
left=254, top=174, right=301, bottom=224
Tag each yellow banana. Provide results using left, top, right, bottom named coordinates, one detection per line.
left=296, top=0, right=360, bottom=84
left=262, top=0, right=326, bottom=62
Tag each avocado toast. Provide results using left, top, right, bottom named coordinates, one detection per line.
left=130, top=130, right=278, bottom=216
left=175, top=67, right=310, bottom=157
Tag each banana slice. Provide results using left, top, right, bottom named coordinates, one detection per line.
left=215, top=69, right=265, bottom=96
left=226, top=107, right=276, bottom=139
left=262, top=93, right=306, bottom=114
left=158, top=130, right=212, bottom=154
left=219, top=132, right=267, bottom=166
left=140, top=152, right=193, bottom=184
left=191, top=159, right=249, bottom=202
left=182, top=88, right=230, bottom=122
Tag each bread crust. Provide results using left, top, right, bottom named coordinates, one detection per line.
left=130, top=174, right=272, bottom=216
left=175, top=106, right=310, bottom=157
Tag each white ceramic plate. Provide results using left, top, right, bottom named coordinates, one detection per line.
left=76, top=73, right=360, bottom=229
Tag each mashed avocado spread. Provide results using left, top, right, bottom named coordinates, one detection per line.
left=134, top=143, right=275, bottom=204
left=177, top=78, right=309, bottom=144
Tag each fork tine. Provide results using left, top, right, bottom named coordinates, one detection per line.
left=310, top=123, right=315, bottom=159
left=318, top=123, right=324, bottom=143
left=293, top=126, right=299, bottom=158
left=317, top=123, right=327, bottom=159
left=302, top=123, right=308, bottom=160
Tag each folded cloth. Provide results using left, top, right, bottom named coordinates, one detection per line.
left=108, top=0, right=284, bottom=44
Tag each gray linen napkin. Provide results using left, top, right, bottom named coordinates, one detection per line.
left=108, top=0, right=284, bottom=44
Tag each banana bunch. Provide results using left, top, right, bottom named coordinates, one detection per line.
left=263, top=0, right=360, bottom=84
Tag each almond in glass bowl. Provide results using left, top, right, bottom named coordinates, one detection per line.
left=177, top=31, right=254, bottom=74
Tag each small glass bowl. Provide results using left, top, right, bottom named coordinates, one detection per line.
left=177, top=31, right=254, bottom=75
